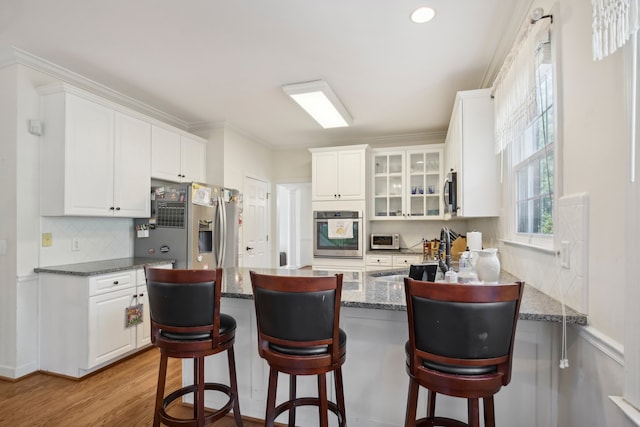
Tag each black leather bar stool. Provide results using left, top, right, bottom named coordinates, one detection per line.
left=249, top=271, right=347, bottom=427
left=145, top=267, right=243, bottom=427
left=403, top=278, right=523, bottom=427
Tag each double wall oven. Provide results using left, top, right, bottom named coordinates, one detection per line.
left=313, top=210, right=363, bottom=258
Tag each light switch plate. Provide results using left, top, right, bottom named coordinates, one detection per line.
left=29, top=119, right=43, bottom=136
left=42, top=232, right=53, bottom=247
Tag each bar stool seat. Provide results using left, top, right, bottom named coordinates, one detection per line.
left=249, top=271, right=347, bottom=427
left=146, top=267, right=243, bottom=427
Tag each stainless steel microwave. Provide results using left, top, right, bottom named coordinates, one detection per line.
left=370, top=233, right=400, bottom=250
left=313, top=211, right=363, bottom=258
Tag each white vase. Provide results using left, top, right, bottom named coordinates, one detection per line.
left=474, top=248, right=500, bottom=283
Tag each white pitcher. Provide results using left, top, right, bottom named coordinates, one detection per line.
left=474, top=248, right=500, bottom=283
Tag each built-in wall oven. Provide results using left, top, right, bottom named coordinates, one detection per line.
left=313, top=210, right=363, bottom=258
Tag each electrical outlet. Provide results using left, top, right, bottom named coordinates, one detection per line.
left=42, top=233, right=53, bottom=247
left=560, top=240, right=570, bottom=269
left=72, top=238, right=80, bottom=252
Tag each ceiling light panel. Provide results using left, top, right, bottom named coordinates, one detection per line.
left=282, top=80, right=352, bottom=128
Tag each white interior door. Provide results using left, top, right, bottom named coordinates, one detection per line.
left=244, top=176, right=269, bottom=267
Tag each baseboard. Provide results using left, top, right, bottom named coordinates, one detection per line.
left=0, top=360, right=39, bottom=381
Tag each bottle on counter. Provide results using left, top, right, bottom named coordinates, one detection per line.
left=444, top=268, right=458, bottom=283
left=457, top=250, right=479, bottom=284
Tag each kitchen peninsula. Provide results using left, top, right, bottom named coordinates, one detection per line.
left=203, top=266, right=585, bottom=427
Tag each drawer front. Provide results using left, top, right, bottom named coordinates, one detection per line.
left=392, top=255, right=423, bottom=267
left=89, top=271, right=135, bottom=296
left=366, top=255, right=392, bottom=266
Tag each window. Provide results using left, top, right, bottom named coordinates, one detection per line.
left=513, top=44, right=554, bottom=236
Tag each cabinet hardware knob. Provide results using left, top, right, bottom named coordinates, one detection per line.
left=109, top=206, right=115, bottom=210
left=115, top=207, right=121, bottom=211
left=246, top=246, right=254, bottom=251
left=113, top=281, right=119, bottom=285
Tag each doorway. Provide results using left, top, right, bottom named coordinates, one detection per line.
left=277, top=183, right=312, bottom=269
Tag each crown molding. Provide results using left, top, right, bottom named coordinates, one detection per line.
left=0, top=47, right=189, bottom=129
left=189, top=120, right=276, bottom=149
left=480, top=0, right=534, bottom=88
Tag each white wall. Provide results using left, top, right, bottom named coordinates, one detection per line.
left=480, top=0, right=631, bottom=425
left=0, top=63, right=18, bottom=377
left=222, top=127, right=272, bottom=190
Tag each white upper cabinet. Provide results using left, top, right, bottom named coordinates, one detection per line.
left=113, top=112, right=152, bottom=217
left=444, top=88, right=499, bottom=218
left=371, top=145, right=443, bottom=220
left=310, top=145, right=368, bottom=201
left=40, top=84, right=151, bottom=217
left=151, top=125, right=206, bottom=183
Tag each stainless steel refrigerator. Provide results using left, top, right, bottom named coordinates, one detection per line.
left=134, top=182, right=241, bottom=269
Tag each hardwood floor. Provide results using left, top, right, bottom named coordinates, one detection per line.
left=0, top=348, right=264, bottom=426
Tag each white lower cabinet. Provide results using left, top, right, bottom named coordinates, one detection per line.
left=392, top=254, right=423, bottom=267
left=88, top=287, right=137, bottom=368
left=39, top=264, right=171, bottom=378
left=366, top=253, right=423, bottom=271
left=366, top=255, right=393, bottom=271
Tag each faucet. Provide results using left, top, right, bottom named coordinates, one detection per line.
left=438, top=226, right=451, bottom=275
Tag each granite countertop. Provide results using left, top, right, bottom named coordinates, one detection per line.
left=219, top=267, right=587, bottom=325
left=34, top=260, right=587, bottom=325
left=34, top=257, right=175, bottom=276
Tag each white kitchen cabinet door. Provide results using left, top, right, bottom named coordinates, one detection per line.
left=151, top=126, right=206, bottom=183
left=136, top=284, right=151, bottom=348
left=151, top=125, right=182, bottom=182
left=372, top=150, right=405, bottom=218
left=312, top=151, right=339, bottom=200
left=310, top=146, right=367, bottom=201
left=66, top=95, right=115, bottom=215
left=180, top=135, right=206, bottom=183
left=88, top=288, right=137, bottom=369
left=113, top=112, right=151, bottom=217
left=41, top=92, right=115, bottom=216
left=337, top=149, right=366, bottom=199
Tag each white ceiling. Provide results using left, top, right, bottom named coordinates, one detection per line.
left=0, top=0, right=531, bottom=149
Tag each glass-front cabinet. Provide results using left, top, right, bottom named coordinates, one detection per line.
left=371, top=145, right=443, bottom=220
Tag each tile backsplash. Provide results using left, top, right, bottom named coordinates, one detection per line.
left=40, top=217, right=133, bottom=266
left=496, top=192, right=589, bottom=314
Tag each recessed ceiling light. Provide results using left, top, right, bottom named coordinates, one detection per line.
left=411, top=7, right=436, bottom=24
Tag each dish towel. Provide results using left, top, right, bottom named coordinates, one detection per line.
left=327, top=219, right=354, bottom=239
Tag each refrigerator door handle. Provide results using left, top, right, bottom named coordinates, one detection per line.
left=218, top=194, right=228, bottom=268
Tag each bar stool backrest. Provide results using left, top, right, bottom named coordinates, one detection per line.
left=145, top=268, right=223, bottom=343
left=404, top=279, right=523, bottom=385
left=249, top=272, right=344, bottom=363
